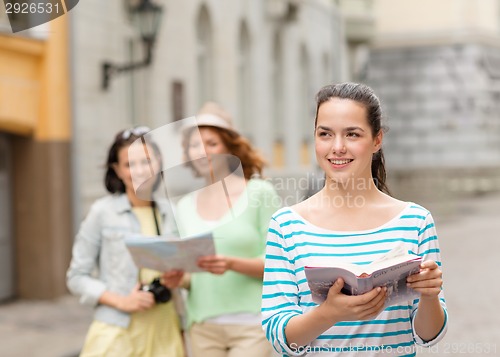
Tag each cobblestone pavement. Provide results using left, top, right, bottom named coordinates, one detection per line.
left=0, top=193, right=499, bottom=357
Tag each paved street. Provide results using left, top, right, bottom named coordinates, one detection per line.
left=0, top=193, right=499, bottom=357
left=417, top=192, right=500, bottom=356
left=0, top=294, right=92, bottom=357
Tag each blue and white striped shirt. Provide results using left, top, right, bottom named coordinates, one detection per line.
left=262, top=203, right=447, bottom=356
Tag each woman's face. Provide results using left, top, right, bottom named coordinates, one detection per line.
left=114, top=143, right=161, bottom=193
left=315, top=98, right=382, bottom=186
left=188, top=127, right=230, bottom=179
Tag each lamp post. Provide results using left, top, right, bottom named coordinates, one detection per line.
left=102, top=0, right=163, bottom=90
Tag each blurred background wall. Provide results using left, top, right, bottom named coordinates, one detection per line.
left=365, top=0, right=500, bottom=212
left=71, top=0, right=344, bottom=215
left=0, top=0, right=499, bottom=301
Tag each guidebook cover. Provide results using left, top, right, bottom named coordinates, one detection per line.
left=125, top=232, right=215, bottom=273
left=305, top=245, right=422, bottom=307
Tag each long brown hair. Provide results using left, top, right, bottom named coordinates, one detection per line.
left=315, top=82, right=390, bottom=194
left=183, top=126, right=266, bottom=180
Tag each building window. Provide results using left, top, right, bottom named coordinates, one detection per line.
left=171, top=81, right=184, bottom=122
left=238, top=21, right=252, bottom=139
left=128, top=38, right=138, bottom=126
left=300, top=45, right=313, bottom=166
left=196, top=5, right=214, bottom=108
left=323, top=52, right=331, bottom=84
left=272, top=31, right=284, bottom=167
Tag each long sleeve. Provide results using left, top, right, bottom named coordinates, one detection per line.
left=411, top=212, right=448, bottom=346
left=66, top=201, right=107, bottom=307
left=261, top=216, right=304, bottom=356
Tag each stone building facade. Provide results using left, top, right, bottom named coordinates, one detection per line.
left=71, top=0, right=344, bottom=217
left=365, top=0, right=500, bottom=210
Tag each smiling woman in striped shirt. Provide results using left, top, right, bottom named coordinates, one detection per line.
left=261, top=83, right=447, bottom=356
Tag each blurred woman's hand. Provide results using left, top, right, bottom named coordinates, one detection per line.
left=115, top=283, right=155, bottom=313
left=197, top=255, right=233, bottom=275
left=160, top=270, right=185, bottom=289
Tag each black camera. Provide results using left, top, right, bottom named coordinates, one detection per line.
left=141, top=278, right=172, bottom=303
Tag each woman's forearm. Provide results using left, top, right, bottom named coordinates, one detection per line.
left=414, top=296, right=445, bottom=341
left=98, top=290, right=123, bottom=309
left=227, top=257, right=265, bottom=278
left=285, top=304, right=337, bottom=348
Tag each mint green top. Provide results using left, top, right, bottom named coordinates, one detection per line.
left=175, top=179, right=281, bottom=327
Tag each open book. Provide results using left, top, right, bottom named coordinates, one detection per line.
left=124, top=232, right=215, bottom=273
left=305, top=244, right=422, bottom=307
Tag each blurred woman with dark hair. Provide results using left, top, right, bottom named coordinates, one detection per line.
left=67, top=127, right=185, bottom=357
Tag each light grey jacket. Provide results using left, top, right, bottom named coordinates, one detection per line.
left=66, top=194, right=178, bottom=328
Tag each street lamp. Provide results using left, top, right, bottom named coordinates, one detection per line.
left=102, top=0, right=163, bottom=90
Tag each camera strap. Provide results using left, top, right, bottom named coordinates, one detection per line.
left=138, top=201, right=161, bottom=285
left=151, top=201, right=161, bottom=236
left=149, top=201, right=171, bottom=302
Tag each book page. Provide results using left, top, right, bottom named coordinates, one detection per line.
left=305, top=260, right=368, bottom=276
left=125, top=232, right=215, bottom=272
left=372, top=242, right=408, bottom=263
left=366, top=243, right=420, bottom=273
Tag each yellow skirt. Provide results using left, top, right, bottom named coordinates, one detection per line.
left=80, top=301, right=184, bottom=357
left=80, top=268, right=184, bottom=357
